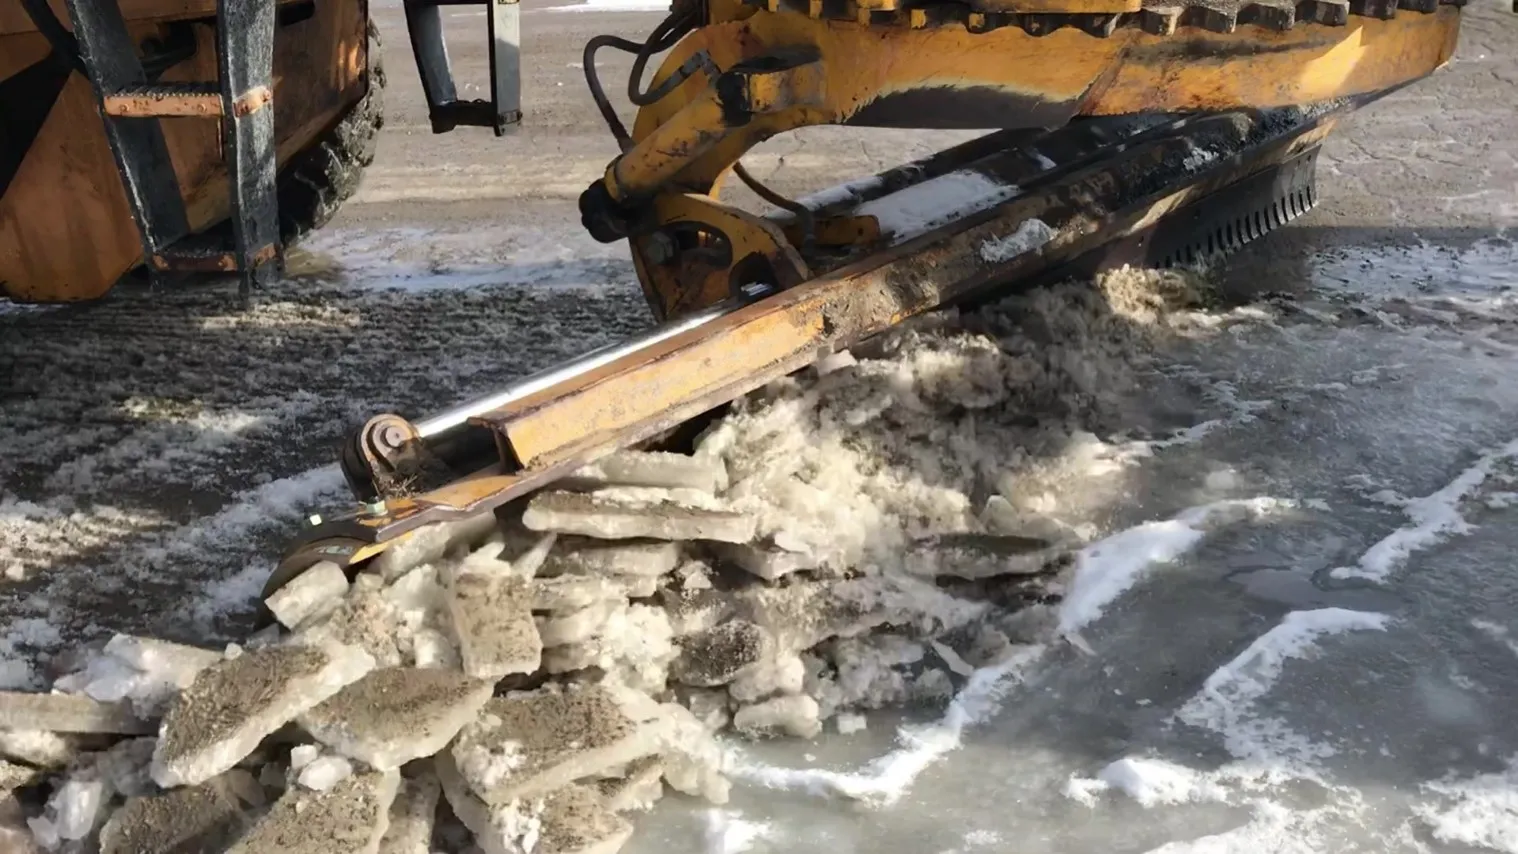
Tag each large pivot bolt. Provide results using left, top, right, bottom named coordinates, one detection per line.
left=340, top=413, right=425, bottom=503
left=579, top=179, right=638, bottom=243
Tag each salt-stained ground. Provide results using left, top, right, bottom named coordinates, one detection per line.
left=3, top=2, right=1518, bottom=851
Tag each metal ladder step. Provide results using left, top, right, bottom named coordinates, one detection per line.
left=103, top=82, right=274, bottom=118
left=152, top=234, right=279, bottom=273
left=63, top=0, right=282, bottom=299
left=404, top=0, right=521, bottom=136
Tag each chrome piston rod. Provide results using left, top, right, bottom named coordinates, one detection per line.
left=414, top=299, right=740, bottom=438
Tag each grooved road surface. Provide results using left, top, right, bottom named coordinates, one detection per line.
left=2, top=2, right=1518, bottom=852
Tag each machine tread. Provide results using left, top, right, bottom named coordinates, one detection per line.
left=276, top=19, right=386, bottom=247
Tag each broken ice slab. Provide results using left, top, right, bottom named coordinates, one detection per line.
left=224, top=767, right=399, bottom=854
left=0, top=730, right=89, bottom=769
left=450, top=683, right=658, bottom=806
left=0, top=759, right=41, bottom=794
left=659, top=585, right=732, bottom=637
left=542, top=539, right=681, bottom=579
left=448, top=573, right=543, bottom=681
left=437, top=753, right=633, bottom=854
left=563, top=450, right=728, bottom=494
left=103, top=635, right=223, bottom=686
left=532, top=573, right=657, bottom=612
left=533, top=783, right=636, bottom=854
left=642, top=702, right=730, bottom=804
left=728, top=653, right=805, bottom=703
left=735, top=579, right=887, bottom=655
left=433, top=751, right=511, bottom=854
left=901, top=533, right=1067, bottom=580
left=35, top=766, right=111, bottom=845
left=706, top=541, right=820, bottom=581
left=732, top=694, right=822, bottom=739
left=265, top=561, right=350, bottom=630
left=98, top=772, right=253, bottom=854
left=297, top=578, right=405, bottom=668
left=670, top=621, right=771, bottom=688
left=542, top=605, right=677, bottom=697
left=96, top=737, right=159, bottom=798
left=537, top=601, right=625, bottom=648
left=57, top=635, right=228, bottom=721
left=0, top=691, right=151, bottom=735
left=369, top=513, right=501, bottom=582
left=151, top=643, right=375, bottom=789
left=522, top=491, right=756, bottom=544
left=298, top=667, right=494, bottom=771
left=377, top=772, right=440, bottom=854
left=596, top=757, right=665, bottom=813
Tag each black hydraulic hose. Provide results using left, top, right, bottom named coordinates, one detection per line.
left=583, top=34, right=642, bottom=150
left=583, top=8, right=702, bottom=151
left=627, top=10, right=699, bottom=106
left=733, top=161, right=815, bottom=251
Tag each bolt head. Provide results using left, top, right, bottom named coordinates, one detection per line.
left=307, top=514, right=323, bottom=526
left=363, top=499, right=387, bottom=517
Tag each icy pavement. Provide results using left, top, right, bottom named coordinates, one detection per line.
left=631, top=238, right=1518, bottom=854
left=2, top=230, right=1518, bottom=852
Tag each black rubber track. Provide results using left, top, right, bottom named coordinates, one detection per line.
left=275, top=18, right=386, bottom=247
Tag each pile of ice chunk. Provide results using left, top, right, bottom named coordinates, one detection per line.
left=6, top=260, right=1220, bottom=852
left=0, top=440, right=1070, bottom=853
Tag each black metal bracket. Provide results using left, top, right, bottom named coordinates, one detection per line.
left=403, top=0, right=522, bottom=136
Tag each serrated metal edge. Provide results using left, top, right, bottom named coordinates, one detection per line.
left=1158, top=182, right=1317, bottom=267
